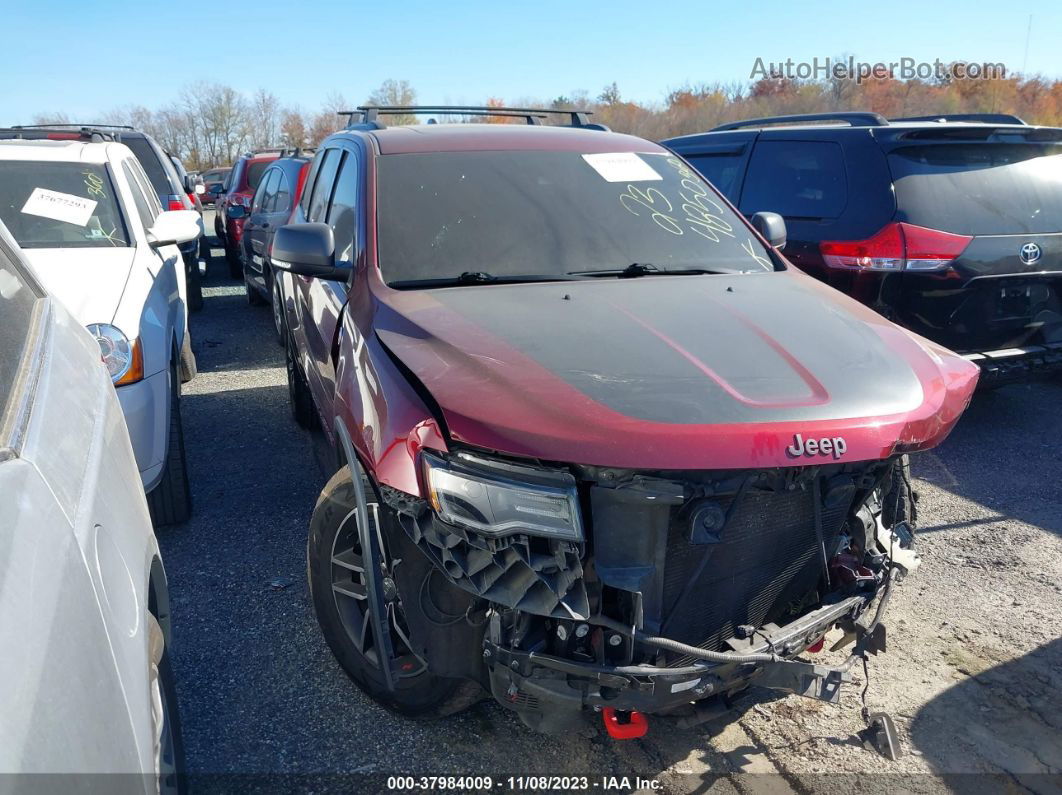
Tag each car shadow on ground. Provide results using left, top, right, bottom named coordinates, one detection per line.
left=909, top=637, right=1062, bottom=786
left=913, top=380, right=1062, bottom=540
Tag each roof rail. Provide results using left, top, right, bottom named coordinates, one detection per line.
left=711, top=112, right=888, bottom=132
left=0, top=126, right=118, bottom=143
left=12, top=123, right=137, bottom=131
left=340, top=105, right=603, bottom=130
left=889, top=113, right=1027, bottom=125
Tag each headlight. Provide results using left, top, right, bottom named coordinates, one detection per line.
left=87, top=324, right=144, bottom=385
left=422, top=452, right=584, bottom=542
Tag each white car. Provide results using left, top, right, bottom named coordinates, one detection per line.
left=0, top=136, right=200, bottom=526
left=0, top=225, right=182, bottom=789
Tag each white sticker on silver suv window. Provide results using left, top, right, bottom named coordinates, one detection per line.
left=582, top=152, right=662, bottom=183
left=21, top=187, right=97, bottom=227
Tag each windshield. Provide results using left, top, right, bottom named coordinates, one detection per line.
left=889, top=144, right=1062, bottom=235
left=376, top=151, right=775, bottom=285
left=0, top=161, right=130, bottom=248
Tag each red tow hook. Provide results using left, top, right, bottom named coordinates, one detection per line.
left=601, top=707, right=648, bottom=740
left=806, top=636, right=825, bottom=653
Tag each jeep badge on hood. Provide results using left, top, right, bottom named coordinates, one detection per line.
left=786, top=433, right=847, bottom=459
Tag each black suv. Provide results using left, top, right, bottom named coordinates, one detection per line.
left=2, top=124, right=206, bottom=310
left=663, top=113, right=1062, bottom=384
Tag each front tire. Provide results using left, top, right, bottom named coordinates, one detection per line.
left=308, top=467, right=478, bottom=717
left=147, top=362, right=192, bottom=527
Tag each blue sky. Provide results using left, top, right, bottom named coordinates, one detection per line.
left=3, top=0, right=1059, bottom=122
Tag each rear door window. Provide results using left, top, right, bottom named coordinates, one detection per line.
left=306, top=149, right=341, bottom=223
left=253, top=168, right=280, bottom=213
left=274, top=170, right=293, bottom=215
left=122, top=161, right=158, bottom=230
left=888, top=143, right=1062, bottom=235
left=740, top=140, right=847, bottom=219
left=684, top=151, right=745, bottom=200
left=227, top=160, right=245, bottom=193
left=245, top=160, right=271, bottom=192
left=121, top=136, right=172, bottom=197
left=327, top=152, right=359, bottom=265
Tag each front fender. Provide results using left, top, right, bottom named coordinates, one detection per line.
left=332, top=305, right=446, bottom=498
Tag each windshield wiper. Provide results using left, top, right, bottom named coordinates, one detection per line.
left=389, top=271, right=584, bottom=289
left=568, top=262, right=725, bottom=278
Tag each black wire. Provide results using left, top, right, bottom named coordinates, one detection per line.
left=860, top=653, right=872, bottom=723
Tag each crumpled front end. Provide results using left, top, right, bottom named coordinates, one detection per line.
left=387, top=449, right=917, bottom=734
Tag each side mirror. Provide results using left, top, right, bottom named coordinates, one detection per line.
left=750, top=212, right=787, bottom=250
left=227, top=205, right=247, bottom=220
left=182, top=174, right=197, bottom=194
left=271, top=223, right=348, bottom=281
left=147, top=210, right=201, bottom=247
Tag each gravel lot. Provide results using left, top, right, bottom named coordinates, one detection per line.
left=165, top=220, right=1062, bottom=792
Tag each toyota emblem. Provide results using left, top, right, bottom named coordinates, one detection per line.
left=1019, top=242, right=1042, bottom=265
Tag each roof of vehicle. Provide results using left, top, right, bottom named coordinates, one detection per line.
left=354, top=123, right=665, bottom=155
left=271, top=154, right=312, bottom=169
left=0, top=139, right=124, bottom=164
left=663, top=112, right=1062, bottom=146
left=237, top=150, right=287, bottom=163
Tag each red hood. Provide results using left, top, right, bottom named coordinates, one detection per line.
left=373, top=270, right=978, bottom=469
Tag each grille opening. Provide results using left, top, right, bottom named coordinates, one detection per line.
left=659, top=482, right=850, bottom=665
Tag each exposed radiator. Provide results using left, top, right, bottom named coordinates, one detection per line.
left=660, top=483, right=849, bottom=662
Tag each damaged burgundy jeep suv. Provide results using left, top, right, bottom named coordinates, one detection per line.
left=272, top=106, right=978, bottom=741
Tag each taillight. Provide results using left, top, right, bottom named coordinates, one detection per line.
left=820, top=222, right=972, bottom=272
left=167, top=195, right=184, bottom=211
left=902, top=224, right=973, bottom=270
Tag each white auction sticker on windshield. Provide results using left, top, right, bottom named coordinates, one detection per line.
left=21, top=188, right=97, bottom=227
left=582, top=152, right=662, bottom=182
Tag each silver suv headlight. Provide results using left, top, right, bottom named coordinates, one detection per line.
left=86, top=323, right=142, bottom=385
left=422, top=451, right=584, bottom=542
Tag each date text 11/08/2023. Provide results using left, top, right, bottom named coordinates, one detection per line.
left=385, top=776, right=662, bottom=791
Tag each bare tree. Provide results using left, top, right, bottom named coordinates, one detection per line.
left=30, top=111, right=70, bottom=125
left=249, top=89, right=281, bottom=150
left=181, top=82, right=250, bottom=166
left=598, top=82, right=622, bottom=105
